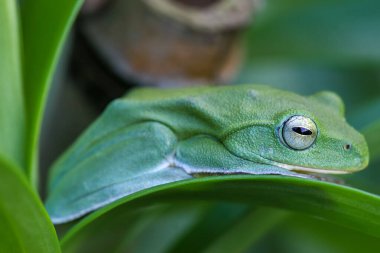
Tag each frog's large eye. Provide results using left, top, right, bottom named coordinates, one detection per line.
left=282, top=116, right=317, bottom=150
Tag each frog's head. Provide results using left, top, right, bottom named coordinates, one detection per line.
left=223, top=89, right=369, bottom=174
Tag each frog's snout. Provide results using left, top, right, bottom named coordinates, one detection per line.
left=346, top=139, right=369, bottom=172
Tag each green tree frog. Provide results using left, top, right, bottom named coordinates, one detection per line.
left=45, top=85, right=369, bottom=223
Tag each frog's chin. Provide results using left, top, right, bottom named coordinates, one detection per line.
left=272, top=162, right=350, bottom=175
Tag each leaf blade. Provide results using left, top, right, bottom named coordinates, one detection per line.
left=20, top=0, right=84, bottom=186
left=0, top=0, right=26, bottom=169
left=61, top=175, right=380, bottom=251
left=0, top=156, right=60, bottom=253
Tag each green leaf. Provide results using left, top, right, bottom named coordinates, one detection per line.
left=0, top=0, right=26, bottom=169
left=166, top=203, right=250, bottom=253
left=250, top=214, right=380, bottom=253
left=58, top=204, right=206, bottom=253
left=169, top=206, right=288, bottom=253
left=0, top=156, right=60, bottom=253
left=61, top=176, right=380, bottom=251
left=20, top=0, right=84, bottom=186
left=202, top=208, right=288, bottom=253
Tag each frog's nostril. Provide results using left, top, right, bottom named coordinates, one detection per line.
left=344, top=144, right=351, bottom=150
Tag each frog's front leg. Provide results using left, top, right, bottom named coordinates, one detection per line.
left=46, top=122, right=192, bottom=224
left=174, top=135, right=308, bottom=178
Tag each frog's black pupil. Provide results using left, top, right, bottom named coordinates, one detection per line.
left=292, top=127, right=312, bottom=135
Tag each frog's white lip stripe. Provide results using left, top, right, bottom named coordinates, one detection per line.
left=273, top=162, right=350, bottom=174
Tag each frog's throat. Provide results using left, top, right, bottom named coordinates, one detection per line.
left=271, top=161, right=350, bottom=175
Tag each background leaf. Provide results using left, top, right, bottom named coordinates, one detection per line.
left=249, top=213, right=380, bottom=253
left=0, top=156, right=60, bottom=253
left=0, top=0, right=26, bottom=169
left=201, top=208, right=288, bottom=253
left=244, top=0, right=380, bottom=65
left=20, top=0, right=84, bottom=186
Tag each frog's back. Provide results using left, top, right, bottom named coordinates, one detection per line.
left=60, top=84, right=311, bottom=149
left=120, top=84, right=306, bottom=138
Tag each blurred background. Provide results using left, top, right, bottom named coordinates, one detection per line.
left=41, top=0, right=380, bottom=252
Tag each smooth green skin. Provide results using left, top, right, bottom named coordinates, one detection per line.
left=46, top=85, right=368, bottom=224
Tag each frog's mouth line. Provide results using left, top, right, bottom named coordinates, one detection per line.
left=233, top=149, right=353, bottom=175
left=273, top=162, right=350, bottom=175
